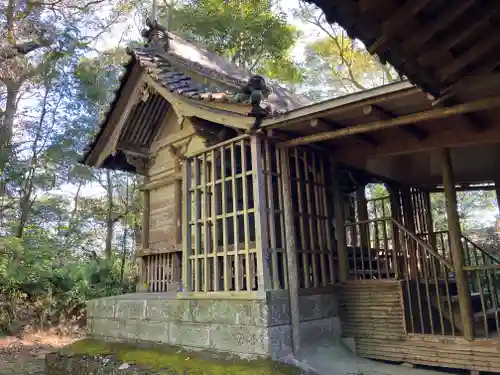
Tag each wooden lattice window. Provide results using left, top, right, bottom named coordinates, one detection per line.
left=289, top=148, right=336, bottom=289
left=143, top=252, right=181, bottom=292
left=183, top=137, right=260, bottom=293
left=262, top=140, right=287, bottom=290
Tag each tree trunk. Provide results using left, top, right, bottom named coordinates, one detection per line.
left=105, top=170, right=114, bottom=259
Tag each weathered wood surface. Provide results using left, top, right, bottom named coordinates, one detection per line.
left=339, top=280, right=406, bottom=340
left=339, top=280, right=500, bottom=372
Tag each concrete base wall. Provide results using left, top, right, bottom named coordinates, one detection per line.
left=86, top=290, right=341, bottom=359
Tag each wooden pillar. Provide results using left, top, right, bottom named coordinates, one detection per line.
left=495, top=180, right=500, bottom=216
left=137, top=184, right=150, bottom=293
left=423, top=190, right=437, bottom=248
left=332, top=164, right=349, bottom=283
left=387, top=184, right=401, bottom=279
left=181, top=160, right=192, bottom=296
left=280, top=147, right=301, bottom=355
left=440, top=148, right=474, bottom=340
left=250, top=135, right=272, bottom=296
left=401, top=186, right=419, bottom=280
left=356, top=186, right=369, bottom=249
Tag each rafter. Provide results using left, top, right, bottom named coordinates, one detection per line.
left=368, top=0, right=431, bottom=55
left=279, top=96, right=500, bottom=148
left=405, top=0, right=474, bottom=51
left=363, top=105, right=428, bottom=140
left=311, top=118, right=378, bottom=146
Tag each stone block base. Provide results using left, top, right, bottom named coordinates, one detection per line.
left=85, top=290, right=340, bottom=359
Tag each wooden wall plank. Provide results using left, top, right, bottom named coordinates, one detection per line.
left=340, top=280, right=500, bottom=372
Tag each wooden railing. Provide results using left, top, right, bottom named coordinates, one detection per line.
left=464, top=264, right=500, bottom=338
left=346, top=217, right=457, bottom=335
left=345, top=217, right=397, bottom=279
left=462, top=235, right=500, bottom=267
left=394, top=220, right=457, bottom=336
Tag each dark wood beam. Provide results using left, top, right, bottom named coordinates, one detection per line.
left=362, top=104, right=428, bottom=140
left=368, top=0, right=431, bottom=55
left=439, top=33, right=500, bottom=82
left=419, top=4, right=500, bottom=66
left=314, top=117, right=379, bottom=146
left=279, top=97, right=500, bottom=148
left=406, top=0, right=474, bottom=51
left=336, top=118, right=500, bottom=164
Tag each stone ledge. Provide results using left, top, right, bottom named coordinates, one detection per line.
left=45, top=339, right=306, bottom=375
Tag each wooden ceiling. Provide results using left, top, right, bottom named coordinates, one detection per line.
left=305, top=0, right=500, bottom=98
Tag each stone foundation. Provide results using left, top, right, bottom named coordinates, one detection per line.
left=86, top=290, right=341, bottom=359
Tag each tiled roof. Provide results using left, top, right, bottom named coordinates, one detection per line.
left=81, top=28, right=309, bottom=168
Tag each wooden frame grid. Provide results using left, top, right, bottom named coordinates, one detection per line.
left=143, top=252, right=181, bottom=292
left=261, top=139, right=287, bottom=290
left=182, top=136, right=261, bottom=294
left=289, top=147, right=336, bottom=289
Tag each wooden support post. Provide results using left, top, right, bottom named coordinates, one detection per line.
left=332, top=164, right=349, bottom=283
left=280, top=147, right=301, bottom=355
left=137, top=184, right=150, bottom=292
left=181, top=160, right=192, bottom=296
left=356, top=186, right=369, bottom=249
left=251, top=136, right=272, bottom=296
left=495, top=180, right=500, bottom=216
left=423, top=190, right=437, bottom=248
left=174, top=162, right=182, bottom=245
left=440, top=148, right=475, bottom=340
left=387, top=185, right=401, bottom=279
left=401, top=186, right=419, bottom=280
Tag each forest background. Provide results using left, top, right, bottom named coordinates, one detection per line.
left=1, top=0, right=498, bottom=334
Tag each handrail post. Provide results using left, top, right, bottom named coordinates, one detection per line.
left=440, top=148, right=475, bottom=340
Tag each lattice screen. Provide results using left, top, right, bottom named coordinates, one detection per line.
left=143, top=252, right=181, bottom=292
left=288, top=148, right=337, bottom=288
left=183, top=137, right=259, bottom=293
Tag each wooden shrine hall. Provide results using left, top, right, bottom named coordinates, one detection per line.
left=81, top=12, right=500, bottom=374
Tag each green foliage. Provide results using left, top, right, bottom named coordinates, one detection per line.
left=165, top=0, right=303, bottom=83
left=294, top=2, right=401, bottom=99
left=0, top=236, right=137, bottom=333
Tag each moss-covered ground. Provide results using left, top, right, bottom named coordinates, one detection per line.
left=60, top=339, right=302, bottom=375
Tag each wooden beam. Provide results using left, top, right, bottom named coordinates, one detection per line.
left=339, top=116, right=500, bottom=164
left=280, top=147, right=301, bottom=355
left=316, top=117, right=378, bottom=146
left=279, top=97, right=500, bottom=148
left=440, top=34, right=500, bottom=82
left=406, top=0, right=474, bottom=50
left=363, top=105, right=428, bottom=140
left=440, top=148, right=475, bottom=341
left=368, top=0, right=431, bottom=54
left=430, top=185, right=496, bottom=193
left=261, top=81, right=417, bottom=129
left=418, top=4, right=500, bottom=67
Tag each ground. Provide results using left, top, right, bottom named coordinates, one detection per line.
left=0, top=332, right=78, bottom=375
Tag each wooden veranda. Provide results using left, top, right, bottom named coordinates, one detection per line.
left=258, top=81, right=500, bottom=372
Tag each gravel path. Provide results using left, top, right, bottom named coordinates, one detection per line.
left=0, top=333, right=78, bottom=375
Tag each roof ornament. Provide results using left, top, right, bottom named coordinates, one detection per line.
left=243, top=75, right=271, bottom=131
left=141, top=0, right=171, bottom=50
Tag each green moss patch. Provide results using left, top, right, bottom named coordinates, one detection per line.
left=61, top=339, right=302, bottom=375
